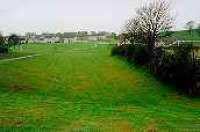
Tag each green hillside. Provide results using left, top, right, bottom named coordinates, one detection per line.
left=171, top=29, right=200, bottom=40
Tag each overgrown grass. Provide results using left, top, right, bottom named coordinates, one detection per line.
left=0, top=43, right=199, bottom=131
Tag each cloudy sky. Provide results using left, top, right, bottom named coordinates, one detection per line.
left=0, top=0, right=199, bottom=35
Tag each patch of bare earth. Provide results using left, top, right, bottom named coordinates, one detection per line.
left=62, top=119, right=134, bottom=132
left=72, top=75, right=93, bottom=91
left=9, top=84, right=32, bottom=92
left=101, top=120, right=134, bottom=132
left=144, top=120, right=159, bottom=132
left=0, top=118, right=24, bottom=128
left=0, top=106, right=47, bottom=127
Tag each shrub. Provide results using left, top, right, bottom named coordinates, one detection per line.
left=111, top=44, right=129, bottom=56
left=0, top=34, right=8, bottom=54
left=153, top=45, right=194, bottom=92
left=8, top=34, right=20, bottom=48
left=112, top=43, right=199, bottom=95
left=0, top=45, right=8, bottom=53
left=132, top=45, right=151, bottom=65
left=171, top=45, right=194, bottom=93
left=112, top=44, right=151, bottom=65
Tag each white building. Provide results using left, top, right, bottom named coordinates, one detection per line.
left=28, top=36, right=60, bottom=43
left=63, top=37, right=77, bottom=43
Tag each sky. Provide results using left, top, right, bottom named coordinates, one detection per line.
left=0, top=0, right=199, bottom=35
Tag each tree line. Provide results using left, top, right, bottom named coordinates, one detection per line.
left=112, top=0, right=200, bottom=96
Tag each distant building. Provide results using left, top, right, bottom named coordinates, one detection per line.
left=63, top=37, right=77, bottom=43
left=85, top=35, right=107, bottom=41
left=25, top=31, right=114, bottom=44
left=77, top=31, right=88, bottom=37
left=63, top=32, right=77, bottom=38
left=27, top=33, right=60, bottom=43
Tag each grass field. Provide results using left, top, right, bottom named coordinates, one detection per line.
left=0, top=43, right=199, bottom=131
left=172, top=29, right=200, bottom=41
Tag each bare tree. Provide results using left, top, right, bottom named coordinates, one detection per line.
left=118, top=33, right=130, bottom=45
left=125, top=18, right=148, bottom=44
left=125, top=0, right=174, bottom=48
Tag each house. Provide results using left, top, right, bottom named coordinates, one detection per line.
left=27, top=34, right=60, bottom=43
left=63, top=37, right=77, bottom=43
left=62, top=32, right=77, bottom=43
left=87, top=35, right=107, bottom=41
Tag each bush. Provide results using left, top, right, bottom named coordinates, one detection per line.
left=112, top=44, right=151, bottom=65
left=0, top=34, right=8, bottom=54
left=8, top=34, right=20, bottom=47
left=132, top=45, right=151, bottom=65
left=0, top=45, right=8, bottom=53
left=153, top=45, right=194, bottom=93
left=111, top=44, right=129, bottom=56
left=112, top=44, right=199, bottom=96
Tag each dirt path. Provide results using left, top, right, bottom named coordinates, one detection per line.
left=0, top=54, right=40, bottom=62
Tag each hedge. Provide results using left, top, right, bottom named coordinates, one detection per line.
left=112, top=44, right=199, bottom=96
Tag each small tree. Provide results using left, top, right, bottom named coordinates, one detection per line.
left=185, top=21, right=195, bottom=35
left=125, top=18, right=145, bottom=44
left=125, top=0, right=174, bottom=49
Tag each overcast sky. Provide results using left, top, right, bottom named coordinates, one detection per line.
left=0, top=0, right=199, bottom=35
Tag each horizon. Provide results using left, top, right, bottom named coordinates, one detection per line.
left=0, top=0, right=199, bottom=35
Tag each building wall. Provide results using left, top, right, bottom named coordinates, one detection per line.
left=28, top=37, right=60, bottom=43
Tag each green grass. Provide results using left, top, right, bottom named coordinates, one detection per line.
left=171, top=29, right=200, bottom=41
left=0, top=42, right=199, bottom=131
